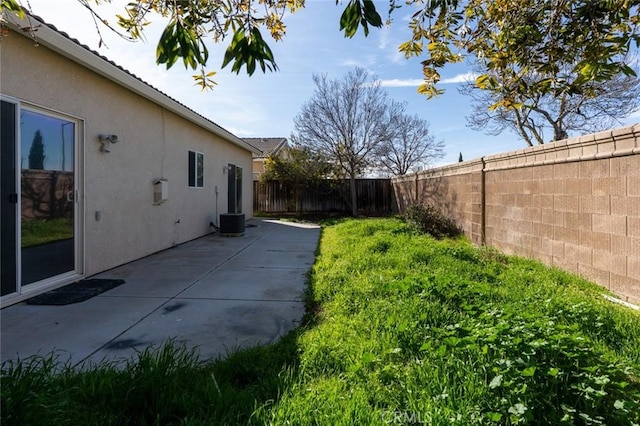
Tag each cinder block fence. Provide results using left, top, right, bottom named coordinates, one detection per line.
left=392, top=125, right=640, bottom=305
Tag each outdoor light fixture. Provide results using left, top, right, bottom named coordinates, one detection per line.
left=98, top=134, right=119, bottom=153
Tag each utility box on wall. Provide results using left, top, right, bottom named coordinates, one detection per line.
left=153, top=179, right=168, bottom=205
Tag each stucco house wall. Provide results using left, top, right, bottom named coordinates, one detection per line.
left=1, top=15, right=257, bottom=306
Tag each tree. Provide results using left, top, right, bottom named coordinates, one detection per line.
left=462, top=64, right=640, bottom=145
left=458, top=152, right=463, bottom=162
left=28, top=129, right=45, bottom=169
left=375, top=114, right=443, bottom=176
left=4, top=0, right=637, bottom=97
left=397, top=0, right=640, bottom=99
left=261, top=145, right=334, bottom=184
left=261, top=145, right=335, bottom=213
left=292, top=67, right=400, bottom=216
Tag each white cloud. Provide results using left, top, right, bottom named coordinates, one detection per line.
left=340, top=54, right=379, bottom=69
left=378, top=78, right=424, bottom=87
left=389, top=49, right=405, bottom=64
left=378, top=72, right=477, bottom=88
left=440, top=72, right=477, bottom=84
left=378, top=25, right=391, bottom=50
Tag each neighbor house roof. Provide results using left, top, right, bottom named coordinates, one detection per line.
left=4, top=11, right=261, bottom=155
left=243, top=137, right=288, bottom=159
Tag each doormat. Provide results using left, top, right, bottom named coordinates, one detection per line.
left=26, top=279, right=125, bottom=305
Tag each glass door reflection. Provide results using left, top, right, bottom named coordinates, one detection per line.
left=20, top=109, right=75, bottom=285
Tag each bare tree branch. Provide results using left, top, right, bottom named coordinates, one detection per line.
left=292, top=67, right=398, bottom=215
left=462, top=62, right=640, bottom=144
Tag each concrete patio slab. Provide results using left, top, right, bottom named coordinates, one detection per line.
left=179, top=267, right=308, bottom=301
left=93, top=264, right=214, bottom=298
left=223, top=247, right=317, bottom=270
left=1, top=295, right=169, bottom=366
left=89, top=298, right=305, bottom=363
left=1, top=219, right=320, bottom=367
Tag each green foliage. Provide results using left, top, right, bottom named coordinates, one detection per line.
left=261, top=145, right=334, bottom=184
left=156, top=17, right=207, bottom=70
left=403, top=203, right=461, bottom=239
left=0, top=0, right=23, bottom=16
left=113, top=0, right=300, bottom=88
left=222, top=27, right=277, bottom=75
left=339, top=0, right=383, bottom=38
left=260, top=145, right=337, bottom=213
left=1, top=336, right=300, bottom=425
left=464, top=66, right=640, bottom=145
left=293, top=218, right=640, bottom=425
left=460, top=1, right=640, bottom=144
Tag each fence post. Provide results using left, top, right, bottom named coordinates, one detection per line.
left=480, top=157, right=486, bottom=246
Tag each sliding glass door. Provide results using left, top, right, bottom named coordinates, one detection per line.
left=20, top=109, right=76, bottom=285
left=0, top=98, right=82, bottom=301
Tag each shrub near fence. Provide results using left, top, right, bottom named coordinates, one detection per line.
left=253, top=179, right=393, bottom=215
left=392, top=124, right=640, bottom=305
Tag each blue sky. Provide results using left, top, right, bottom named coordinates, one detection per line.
left=23, top=0, right=640, bottom=166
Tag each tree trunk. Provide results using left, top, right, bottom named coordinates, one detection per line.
left=349, top=174, right=358, bottom=216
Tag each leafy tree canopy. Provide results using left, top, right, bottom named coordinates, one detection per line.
left=3, top=0, right=637, bottom=95
left=261, top=145, right=335, bottom=185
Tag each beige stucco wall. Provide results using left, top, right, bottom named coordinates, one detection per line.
left=253, top=158, right=266, bottom=179
left=1, top=29, right=253, bottom=279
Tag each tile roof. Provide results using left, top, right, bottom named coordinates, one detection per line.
left=243, top=137, right=288, bottom=158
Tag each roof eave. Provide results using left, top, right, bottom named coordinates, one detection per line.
left=6, top=13, right=261, bottom=155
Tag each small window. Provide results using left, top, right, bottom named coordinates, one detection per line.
left=188, top=150, right=204, bottom=188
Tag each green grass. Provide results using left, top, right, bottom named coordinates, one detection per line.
left=21, top=218, right=73, bottom=248
left=3, top=218, right=640, bottom=425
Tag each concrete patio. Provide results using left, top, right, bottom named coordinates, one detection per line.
left=1, top=218, right=320, bottom=367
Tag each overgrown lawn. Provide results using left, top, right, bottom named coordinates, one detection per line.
left=2, top=218, right=639, bottom=425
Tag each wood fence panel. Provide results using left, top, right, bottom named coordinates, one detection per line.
left=254, top=179, right=393, bottom=214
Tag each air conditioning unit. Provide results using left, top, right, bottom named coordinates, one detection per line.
left=219, top=213, right=245, bottom=236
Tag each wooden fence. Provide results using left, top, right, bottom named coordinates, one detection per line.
left=253, top=179, right=393, bottom=214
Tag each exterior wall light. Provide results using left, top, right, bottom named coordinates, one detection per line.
left=98, top=134, right=119, bottom=153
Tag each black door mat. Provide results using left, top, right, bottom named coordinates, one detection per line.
left=26, top=279, right=125, bottom=305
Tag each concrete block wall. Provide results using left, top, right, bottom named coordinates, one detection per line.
left=392, top=124, right=640, bottom=304
left=393, top=159, right=484, bottom=245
